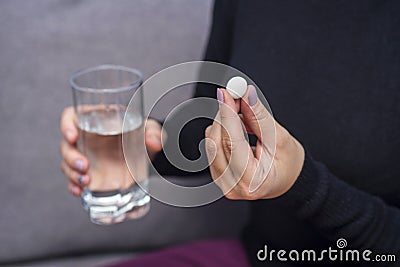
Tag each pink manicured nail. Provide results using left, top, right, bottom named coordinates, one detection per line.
left=248, top=85, right=258, bottom=106
left=75, top=159, right=84, bottom=171
left=71, top=185, right=80, bottom=195
left=217, top=88, right=224, bottom=104
left=78, top=175, right=88, bottom=185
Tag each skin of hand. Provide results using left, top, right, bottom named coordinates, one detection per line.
left=59, top=107, right=163, bottom=197
left=205, top=85, right=305, bottom=200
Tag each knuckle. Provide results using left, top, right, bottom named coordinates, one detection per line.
left=64, top=151, right=73, bottom=164
left=68, top=169, right=78, bottom=181
left=225, top=192, right=238, bottom=200
left=214, top=165, right=227, bottom=177
left=205, top=138, right=216, bottom=153
left=254, top=107, right=268, bottom=122
left=145, top=123, right=157, bottom=131
left=64, top=164, right=72, bottom=178
left=65, top=106, right=74, bottom=114
left=146, top=120, right=162, bottom=132
left=246, top=192, right=260, bottom=201
left=219, top=111, right=232, bottom=121
left=221, top=135, right=233, bottom=153
left=60, top=107, right=70, bottom=124
left=233, top=179, right=262, bottom=200
left=204, top=126, right=212, bottom=138
left=61, top=162, right=77, bottom=181
left=237, top=185, right=259, bottom=200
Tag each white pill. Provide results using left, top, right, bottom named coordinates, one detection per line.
left=226, top=76, right=247, bottom=99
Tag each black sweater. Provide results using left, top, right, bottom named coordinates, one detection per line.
left=154, top=1, right=400, bottom=266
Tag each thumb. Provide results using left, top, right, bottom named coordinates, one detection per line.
left=60, top=107, right=78, bottom=144
left=218, top=88, right=246, bottom=147
left=240, top=85, right=275, bottom=146
left=145, top=120, right=163, bottom=154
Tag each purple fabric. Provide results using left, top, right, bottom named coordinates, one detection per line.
left=107, top=239, right=250, bottom=267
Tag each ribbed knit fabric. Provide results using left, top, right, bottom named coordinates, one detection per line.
left=278, top=151, right=400, bottom=252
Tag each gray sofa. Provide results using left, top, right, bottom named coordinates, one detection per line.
left=0, top=1, right=249, bottom=266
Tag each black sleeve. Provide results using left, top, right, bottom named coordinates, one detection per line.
left=278, top=151, right=400, bottom=264
left=152, top=0, right=235, bottom=176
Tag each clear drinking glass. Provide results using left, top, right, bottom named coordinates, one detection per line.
left=70, top=65, right=150, bottom=225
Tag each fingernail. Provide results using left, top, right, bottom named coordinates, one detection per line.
left=66, top=129, right=75, bottom=141
left=71, top=185, right=80, bottom=195
left=248, top=85, right=258, bottom=106
left=75, top=159, right=84, bottom=171
left=217, top=88, right=224, bottom=104
left=78, top=175, right=88, bottom=185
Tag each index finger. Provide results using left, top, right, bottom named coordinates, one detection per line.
left=60, top=107, right=78, bottom=144
left=218, top=88, right=253, bottom=175
left=218, top=89, right=245, bottom=144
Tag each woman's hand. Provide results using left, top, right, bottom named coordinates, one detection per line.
left=59, top=107, right=163, bottom=197
left=205, top=86, right=305, bottom=200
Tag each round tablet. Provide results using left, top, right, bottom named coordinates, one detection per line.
left=226, top=76, right=247, bottom=99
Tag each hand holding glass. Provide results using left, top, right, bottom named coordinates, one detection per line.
left=70, top=65, right=149, bottom=225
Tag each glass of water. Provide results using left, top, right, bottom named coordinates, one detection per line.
left=70, top=65, right=150, bottom=225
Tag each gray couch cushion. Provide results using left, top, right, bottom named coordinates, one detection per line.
left=7, top=253, right=135, bottom=267
left=0, top=0, right=251, bottom=265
